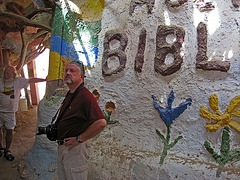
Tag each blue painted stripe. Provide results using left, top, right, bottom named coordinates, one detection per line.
left=50, top=34, right=99, bottom=67
left=50, top=35, right=78, bottom=61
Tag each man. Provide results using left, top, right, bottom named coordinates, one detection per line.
left=56, top=60, right=106, bottom=180
left=0, top=65, right=47, bottom=161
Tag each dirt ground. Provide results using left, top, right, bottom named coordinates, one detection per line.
left=0, top=106, right=38, bottom=180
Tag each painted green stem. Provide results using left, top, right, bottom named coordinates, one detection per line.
left=156, top=125, right=183, bottom=165
left=103, top=110, right=118, bottom=125
left=204, top=126, right=240, bottom=177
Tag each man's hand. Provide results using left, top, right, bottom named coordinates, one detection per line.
left=63, top=119, right=106, bottom=151
left=63, top=137, right=79, bottom=151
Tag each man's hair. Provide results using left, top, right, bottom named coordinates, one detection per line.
left=69, top=60, right=85, bottom=75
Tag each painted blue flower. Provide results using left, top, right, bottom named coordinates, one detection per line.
left=152, top=90, right=192, bottom=126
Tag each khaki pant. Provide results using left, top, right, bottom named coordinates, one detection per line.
left=57, top=141, right=90, bottom=180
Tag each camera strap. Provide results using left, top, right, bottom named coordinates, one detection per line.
left=51, top=82, right=85, bottom=125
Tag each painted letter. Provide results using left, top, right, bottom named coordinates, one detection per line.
left=129, top=0, right=155, bottom=15
left=135, top=28, right=147, bottom=73
left=165, top=0, right=188, bottom=8
left=102, top=30, right=128, bottom=76
left=154, top=25, right=185, bottom=76
left=196, top=22, right=230, bottom=72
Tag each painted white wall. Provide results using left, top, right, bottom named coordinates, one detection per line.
left=83, top=1, right=240, bottom=179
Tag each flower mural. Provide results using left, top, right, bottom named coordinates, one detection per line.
left=92, top=89, right=118, bottom=125
left=152, top=90, right=192, bottom=164
left=204, top=126, right=240, bottom=177
left=92, top=89, right=100, bottom=101
left=200, top=93, right=240, bottom=177
left=200, top=94, right=240, bottom=132
left=103, top=101, right=118, bottom=125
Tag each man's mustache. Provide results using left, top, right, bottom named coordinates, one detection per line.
left=65, top=75, right=72, bottom=79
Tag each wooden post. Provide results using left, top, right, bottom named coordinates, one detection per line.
left=20, top=70, right=31, bottom=109
left=27, top=60, right=40, bottom=105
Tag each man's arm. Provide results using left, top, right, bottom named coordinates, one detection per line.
left=79, top=119, right=107, bottom=142
left=64, top=119, right=107, bottom=150
left=29, top=78, right=47, bottom=83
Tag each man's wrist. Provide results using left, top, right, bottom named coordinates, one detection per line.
left=76, top=135, right=83, bottom=143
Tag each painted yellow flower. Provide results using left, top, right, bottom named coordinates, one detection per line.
left=200, top=94, right=240, bottom=132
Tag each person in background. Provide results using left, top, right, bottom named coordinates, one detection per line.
left=0, top=65, right=47, bottom=161
left=56, top=60, right=106, bottom=180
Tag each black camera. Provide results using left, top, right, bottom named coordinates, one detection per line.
left=36, top=123, right=57, bottom=141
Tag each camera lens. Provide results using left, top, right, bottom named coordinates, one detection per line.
left=36, top=127, right=47, bottom=135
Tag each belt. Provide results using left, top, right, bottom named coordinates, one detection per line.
left=56, top=140, right=64, bottom=145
